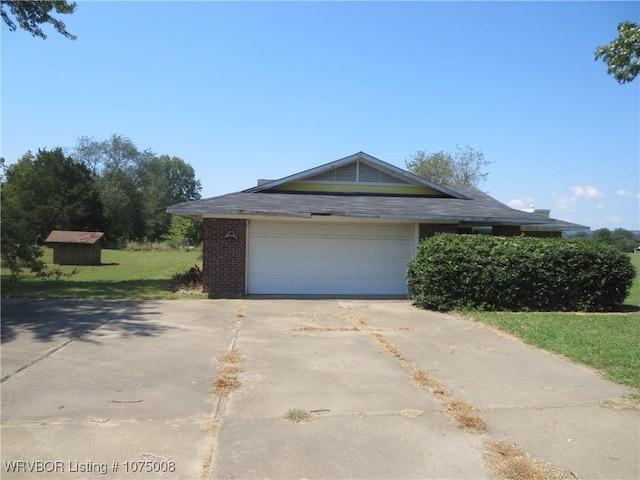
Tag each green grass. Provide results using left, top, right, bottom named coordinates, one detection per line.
left=1, top=247, right=206, bottom=299
left=625, top=253, right=640, bottom=307
left=469, top=254, right=640, bottom=389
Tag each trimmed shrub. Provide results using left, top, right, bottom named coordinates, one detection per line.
left=407, top=234, right=635, bottom=312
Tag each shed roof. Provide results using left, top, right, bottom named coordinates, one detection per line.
left=45, top=231, right=105, bottom=244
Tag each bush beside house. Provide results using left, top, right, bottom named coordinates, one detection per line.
left=407, top=234, right=635, bottom=312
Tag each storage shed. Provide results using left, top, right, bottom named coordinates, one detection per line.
left=45, top=231, right=105, bottom=266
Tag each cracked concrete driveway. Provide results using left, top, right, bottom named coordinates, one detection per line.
left=1, top=299, right=638, bottom=479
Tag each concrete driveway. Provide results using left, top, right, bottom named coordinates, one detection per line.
left=1, top=299, right=638, bottom=479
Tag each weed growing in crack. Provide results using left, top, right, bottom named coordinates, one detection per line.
left=411, top=370, right=449, bottom=397
left=372, top=333, right=406, bottom=360
left=218, top=365, right=245, bottom=375
left=283, top=408, right=316, bottom=424
left=445, top=399, right=487, bottom=433
left=212, top=374, right=241, bottom=396
left=216, top=349, right=244, bottom=364
left=484, top=441, right=569, bottom=480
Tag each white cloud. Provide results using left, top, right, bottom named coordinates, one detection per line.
left=508, top=199, right=525, bottom=209
left=596, top=202, right=604, bottom=209
left=507, top=197, right=535, bottom=210
left=553, top=194, right=576, bottom=212
left=572, top=185, right=604, bottom=198
left=617, top=190, right=628, bottom=197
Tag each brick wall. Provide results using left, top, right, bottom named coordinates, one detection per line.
left=202, top=218, right=247, bottom=297
left=492, top=225, right=521, bottom=237
left=522, top=230, right=562, bottom=238
left=418, top=223, right=459, bottom=240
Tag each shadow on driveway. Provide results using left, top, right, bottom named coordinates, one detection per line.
left=1, top=299, right=171, bottom=344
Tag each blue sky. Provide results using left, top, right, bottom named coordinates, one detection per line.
left=2, top=1, right=639, bottom=231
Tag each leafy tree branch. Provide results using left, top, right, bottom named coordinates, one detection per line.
left=1, top=0, right=77, bottom=40
left=595, top=21, right=640, bottom=84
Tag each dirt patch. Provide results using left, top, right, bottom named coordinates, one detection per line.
left=484, top=441, right=569, bottom=480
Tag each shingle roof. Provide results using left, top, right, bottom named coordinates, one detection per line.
left=168, top=187, right=563, bottom=226
left=45, top=231, right=105, bottom=244
left=167, top=153, right=588, bottom=230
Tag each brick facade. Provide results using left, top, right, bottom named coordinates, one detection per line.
left=418, top=223, right=459, bottom=240
left=492, top=225, right=521, bottom=237
left=202, top=218, right=247, bottom=297
left=522, top=230, right=562, bottom=238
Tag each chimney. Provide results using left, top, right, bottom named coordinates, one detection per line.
left=532, top=209, right=550, bottom=218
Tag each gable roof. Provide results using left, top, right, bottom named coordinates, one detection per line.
left=167, top=152, right=588, bottom=230
left=244, top=152, right=469, bottom=199
left=45, top=231, right=105, bottom=245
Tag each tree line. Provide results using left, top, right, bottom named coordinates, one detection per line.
left=574, top=228, right=640, bottom=254
left=1, top=134, right=203, bottom=275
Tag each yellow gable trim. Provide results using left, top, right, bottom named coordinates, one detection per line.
left=269, top=181, right=443, bottom=196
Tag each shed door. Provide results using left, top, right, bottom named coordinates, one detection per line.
left=247, top=221, right=417, bottom=295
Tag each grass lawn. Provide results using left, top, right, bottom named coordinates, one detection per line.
left=469, top=254, right=640, bottom=390
left=1, top=247, right=206, bottom=299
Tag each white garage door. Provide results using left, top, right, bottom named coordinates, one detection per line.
left=248, top=221, right=417, bottom=295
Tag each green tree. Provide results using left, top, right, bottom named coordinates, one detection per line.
left=73, top=135, right=203, bottom=242
left=595, top=21, right=640, bottom=84
left=592, top=228, right=613, bottom=244
left=406, top=145, right=491, bottom=187
left=1, top=0, right=77, bottom=40
left=1, top=149, right=104, bottom=275
left=74, top=134, right=147, bottom=241
left=1, top=153, right=44, bottom=276
left=591, top=227, right=638, bottom=252
left=165, top=216, right=203, bottom=248
left=137, top=155, right=202, bottom=240
left=611, top=228, right=638, bottom=253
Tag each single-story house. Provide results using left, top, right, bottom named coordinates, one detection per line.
left=45, top=230, right=105, bottom=266
left=167, top=152, right=587, bottom=297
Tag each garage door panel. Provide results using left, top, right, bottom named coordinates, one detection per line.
left=248, top=221, right=416, bottom=295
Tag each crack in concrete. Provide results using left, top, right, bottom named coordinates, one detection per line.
left=199, top=300, right=246, bottom=480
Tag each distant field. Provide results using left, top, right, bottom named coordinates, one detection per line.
left=1, top=248, right=206, bottom=299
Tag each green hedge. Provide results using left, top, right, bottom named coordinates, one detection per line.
left=407, top=234, right=635, bottom=312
